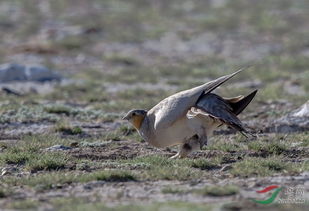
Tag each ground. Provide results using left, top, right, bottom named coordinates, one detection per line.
left=0, top=0, right=308, bottom=210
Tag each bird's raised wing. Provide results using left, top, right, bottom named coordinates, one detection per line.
left=148, top=68, right=247, bottom=130
left=190, top=92, right=257, bottom=136
left=194, top=93, right=245, bottom=132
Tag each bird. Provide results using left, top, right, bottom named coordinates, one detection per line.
left=122, top=68, right=257, bottom=159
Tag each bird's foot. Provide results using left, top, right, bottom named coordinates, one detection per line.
left=169, top=153, right=180, bottom=159
left=199, top=139, right=207, bottom=150
left=169, top=152, right=187, bottom=159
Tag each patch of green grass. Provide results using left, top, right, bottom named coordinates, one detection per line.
left=161, top=187, right=189, bottom=194
left=0, top=104, right=60, bottom=123
left=0, top=188, right=11, bottom=198
left=194, top=185, right=239, bottom=197
left=0, top=142, right=8, bottom=149
left=6, top=199, right=39, bottom=210
left=256, top=83, right=286, bottom=102
left=186, top=159, right=219, bottom=170
left=0, top=149, right=33, bottom=165
left=43, top=103, right=116, bottom=122
left=79, top=170, right=136, bottom=182
left=22, top=135, right=72, bottom=149
left=25, top=152, right=69, bottom=172
left=120, top=156, right=220, bottom=180
left=207, top=139, right=244, bottom=152
left=55, top=35, right=88, bottom=50
left=145, top=166, right=201, bottom=180
left=248, top=141, right=288, bottom=155
left=4, top=172, right=75, bottom=190
left=44, top=105, right=73, bottom=116
left=0, top=149, right=71, bottom=171
left=283, top=133, right=309, bottom=147
left=230, top=157, right=303, bottom=177
left=50, top=197, right=89, bottom=209
left=0, top=135, right=74, bottom=171
left=47, top=82, right=108, bottom=103
left=54, top=121, right=83, bottom=135
left=54, top=200, right=213, bottom=211
left=103, top=53, right=139, bottom=66
left=3, top=170, right=136, bottom=190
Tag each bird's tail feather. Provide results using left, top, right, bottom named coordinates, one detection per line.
left=228, top=90, right=258, bottom=116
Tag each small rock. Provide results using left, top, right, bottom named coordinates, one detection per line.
left=80, top=141, right=112, bottom=147
left=0, top=63, right=62, bottom=82
left=45, top=145, right=72, bottom=151
left=292, top=101, right=309, bottom=117
left=266, top=100, right=309, bottom=133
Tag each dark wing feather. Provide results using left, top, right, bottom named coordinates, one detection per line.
left=196, top=93, right=247, bottom=133
left=227, top=90, right=258, bottom=115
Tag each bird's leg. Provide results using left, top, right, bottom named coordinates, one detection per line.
left=198, top=134, right=208, bottom=150
left=170, top=136, right=200, bottom=159
left=197, top=128, right=208, bottom=150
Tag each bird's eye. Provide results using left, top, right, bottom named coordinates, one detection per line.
left=132, top=113, right=136, bottom=116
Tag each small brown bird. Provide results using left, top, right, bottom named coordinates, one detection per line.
left=123, top=68, right=257, bottom=158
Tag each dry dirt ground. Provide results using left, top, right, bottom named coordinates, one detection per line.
left=0, top=0, right=308, bottom=210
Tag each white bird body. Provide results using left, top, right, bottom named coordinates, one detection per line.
left=145, top=111, right=220, bottom=148
left=123, top=68, right=257, bottom=158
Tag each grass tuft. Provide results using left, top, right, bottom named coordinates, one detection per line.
left=0, top=150, right=32, bottom=165
left=80, top=170, right=136, bottom=182
left=25, top=152, right=69, bottom=172
left=44, top=105, right=73, bottom=116
left=188, top=159, right=219, bottom=170
left=194, top=185, right=239, bottom=196
left=120, top=156, right=209, bottom=180
left=54, top=121, right=83, bottom=135
left=248, top=141, right=288, bottom=155
left=230, top=157, right=300, bottom=177
left=3, top=170, right=136, bottom=190
left=162, top=187, right=188, bottom=194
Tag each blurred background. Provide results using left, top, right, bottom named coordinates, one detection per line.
left=0, top=0, right=308, bottom=109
